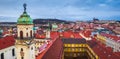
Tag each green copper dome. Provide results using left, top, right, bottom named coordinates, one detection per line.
left=17, top=3, right=33, bottom=24
left=17, top=12, right=33, bottom=24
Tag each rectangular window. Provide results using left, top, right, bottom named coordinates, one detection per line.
left=1, top=53, right=4, bottom=59
left=12, top=49, right=15, bottom=56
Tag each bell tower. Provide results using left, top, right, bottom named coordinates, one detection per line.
left=17, top=3, right=34, bottom=39
left=15, top=3, right=35, bottom=59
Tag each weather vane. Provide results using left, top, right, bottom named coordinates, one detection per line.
left=23, top=3, right=27, bottom=12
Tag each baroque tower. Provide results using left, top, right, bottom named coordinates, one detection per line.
left=15, top=3, right=35, bottom=59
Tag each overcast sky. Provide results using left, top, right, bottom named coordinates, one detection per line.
left=0, top=0, right=120, bottom=22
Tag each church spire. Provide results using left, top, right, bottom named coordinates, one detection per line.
left=23, top=3, right=27, bottom=13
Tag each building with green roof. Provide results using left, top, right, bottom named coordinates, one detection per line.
left=17, top=3, right=33, bottom=25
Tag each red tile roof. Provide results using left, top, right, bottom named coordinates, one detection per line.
left=36, top=31, right=83, bottom=59
left=50, top=31, right=59, bottom=39
left=100, top=33, right=120, bottom=41
left=80, top=30, right=91, bottom=38
left=36, top=40, right=53, bottom=59
left=36, top=31, right=61, bottom=59
left=90, top=38, right=120, bottom=59
left=0, top=36, right=15, bottom=50
left=36, top=31, right=120, bottom=59
left=35, top=33, right=46, bottom=39
left=41, top=39, right=63, bottom=59
left=60, top=31, right=82, bottom=39
left=62, top=31, right=72, bottom=38
left=72, top=32, right=82, bottom=38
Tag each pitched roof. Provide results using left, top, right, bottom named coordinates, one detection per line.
left=88, top=37, right=120, bottom=59
left=42, top=39, right=63, bottom=59
left=0, top=36, right=15, bottom=50
left=100, top=33, right=120, bottom=41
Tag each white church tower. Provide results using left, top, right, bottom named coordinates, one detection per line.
left=46, top=22, right=50, bottom=38
left=15, top=3, right=35, bottom=59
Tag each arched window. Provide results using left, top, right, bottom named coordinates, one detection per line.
left=26, top=33, right=28, bottom=38
left=30, top=30, right=32, bottom=38
left=21, top=48, right=23, bottom=51
left=1, top=53, right=4, bottom=59
left=20, top=31, right=23, bottom=39
left=12, top=49, right=15, bottom=56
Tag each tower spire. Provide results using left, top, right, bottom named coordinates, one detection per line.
left=23, top=3, right=27, bottom=13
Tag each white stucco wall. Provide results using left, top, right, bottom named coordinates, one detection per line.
left=0, top=46, right=16, bottom=59
left=15, top=44, right=35, bottom=59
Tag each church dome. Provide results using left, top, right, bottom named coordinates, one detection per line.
left=17, top=12, right=33, bottom=24
left=17, top=3, right=33, bottom=24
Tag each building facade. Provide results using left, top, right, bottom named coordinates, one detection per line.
left=0, top=36, right=16, bottom=59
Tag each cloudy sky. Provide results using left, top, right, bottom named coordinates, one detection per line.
left=0, top=0, right=120, bottom=22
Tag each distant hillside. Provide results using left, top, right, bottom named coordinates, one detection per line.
left=0, top=22, right=16, bottom=24
left=33, top=19, right=70, bottom=24
left=0, top=19, right=73, bottom=24
left=0, top=22, right=16, bottom=27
